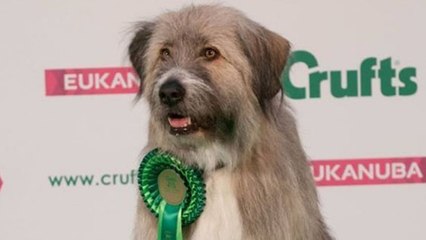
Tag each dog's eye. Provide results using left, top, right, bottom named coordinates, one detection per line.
left=160, top=48, right=171, bottom=59
left=203, top=47, right=219, bottom=60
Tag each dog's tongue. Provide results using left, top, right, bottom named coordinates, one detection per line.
left=168, top=117, right=191, bottom=128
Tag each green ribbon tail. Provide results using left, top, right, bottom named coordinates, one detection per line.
left=158, top=201, right=184, bottom=240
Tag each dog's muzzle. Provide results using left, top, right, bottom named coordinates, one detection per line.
left=159, top=79, right=200, bottom=135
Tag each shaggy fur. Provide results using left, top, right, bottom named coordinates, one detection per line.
left=129, top=4, right=332, bottom=240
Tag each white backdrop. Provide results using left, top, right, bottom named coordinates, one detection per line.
left=1, top=1, right=425, bottom=239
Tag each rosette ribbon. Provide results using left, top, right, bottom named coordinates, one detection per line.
left=138, top=149, right=206, bottom=240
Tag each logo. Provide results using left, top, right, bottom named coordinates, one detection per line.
left=0, top=175, right=3, bottom=192
left=45, top=67, right=139, bottom=96
left=45, top=50, right=418, bottom=98
left=283, top=50, right=418, bottom=99
left=311, top=157, right=426, bottom=186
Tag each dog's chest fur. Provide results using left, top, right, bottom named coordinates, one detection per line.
left=189, top=169, right=242, bottom=240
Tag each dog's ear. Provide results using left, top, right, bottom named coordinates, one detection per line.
left=129, top=21, right=155, bottom=97
left=238, top=21, right=290, bottom=111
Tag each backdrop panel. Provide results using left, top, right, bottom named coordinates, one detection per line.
left=1, top=1, right=425, bottom=239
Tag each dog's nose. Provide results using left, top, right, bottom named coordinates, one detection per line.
left=159, top=79, right=186, bottom=106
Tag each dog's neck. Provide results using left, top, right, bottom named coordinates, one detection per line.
left=146, top=105, right=272, bottom=172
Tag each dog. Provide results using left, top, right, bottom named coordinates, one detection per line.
left=128, top=4, right=332, bottom=240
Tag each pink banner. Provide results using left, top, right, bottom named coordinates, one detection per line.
left=311, top=157, right=426, bottom=186
left=45, top=67, right=139, bottom=96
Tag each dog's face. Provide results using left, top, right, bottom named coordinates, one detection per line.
left=129, top=5, right=290, bottom=157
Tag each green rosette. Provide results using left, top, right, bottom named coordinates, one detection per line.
left=138, top=148, right=206, bottom=240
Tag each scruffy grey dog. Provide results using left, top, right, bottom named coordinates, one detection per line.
left=129, top=4, right=332, bottom=240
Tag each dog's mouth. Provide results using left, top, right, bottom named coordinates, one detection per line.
left=167, top=113, right=200, bottom=135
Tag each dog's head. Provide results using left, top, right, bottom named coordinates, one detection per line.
left=129, top=5, right=290, bottom=167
